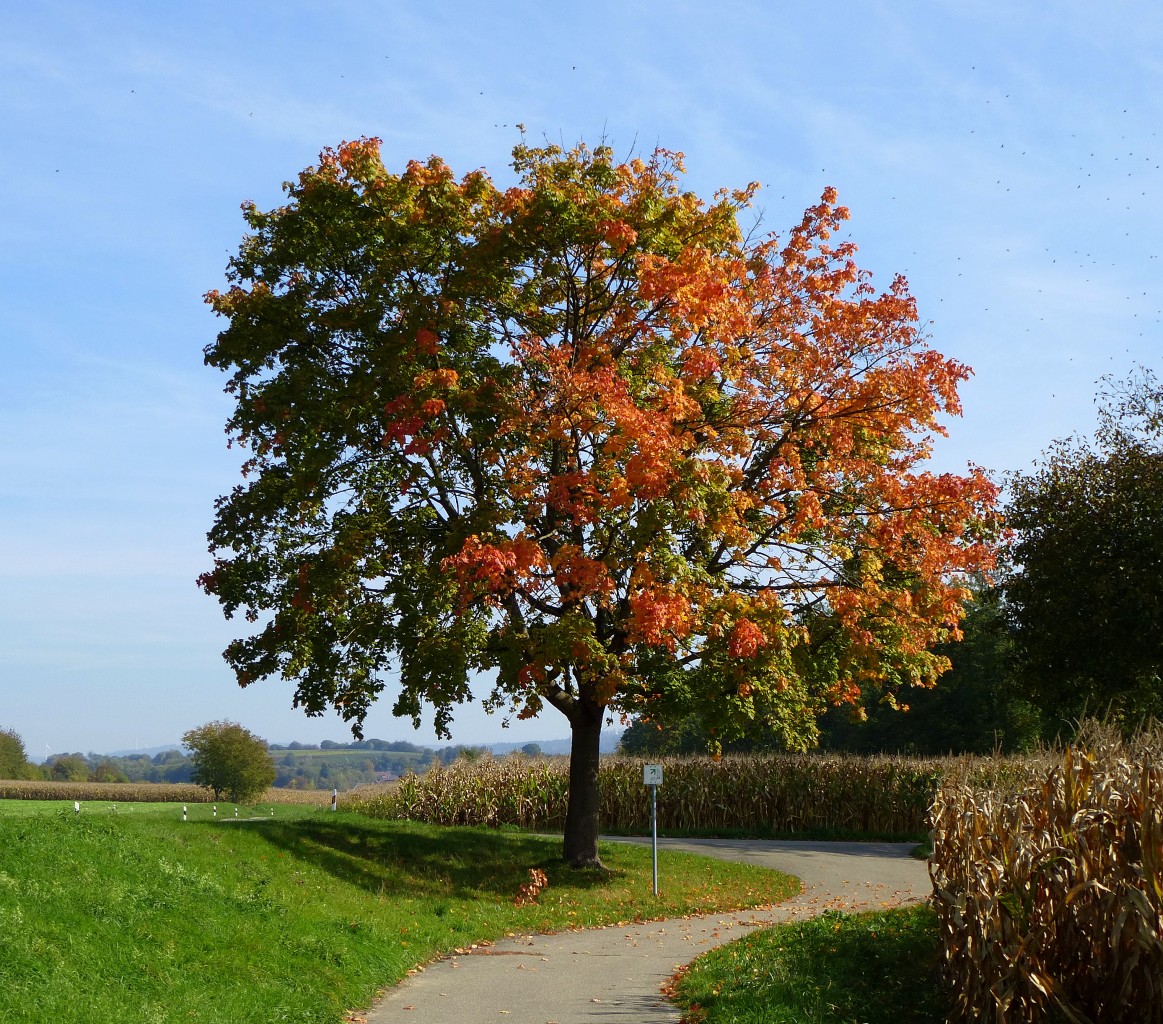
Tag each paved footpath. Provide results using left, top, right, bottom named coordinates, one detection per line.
left=362, top=838, right=930, bottom=1024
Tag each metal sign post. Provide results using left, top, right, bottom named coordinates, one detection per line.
left=643, top=764, right=663, bottom=895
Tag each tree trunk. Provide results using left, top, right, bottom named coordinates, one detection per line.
left=562, top=705, right=604, bottom=869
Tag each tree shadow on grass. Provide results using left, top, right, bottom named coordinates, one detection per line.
left=242, top=816, right=616, bottom=901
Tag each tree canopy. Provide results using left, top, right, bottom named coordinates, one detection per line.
left=201, top=139, right=999, bottom=864
left=1006, top=367, right=1163, bottom=728
left=817, top=581, right=1043, bottom=753
left=0, top=728, right=32, bottom=780
left=182, top=721, right=276, bottom=803
left=49, top=754, right=89, bottom=782
left=622, top=582, right=1044, bottom=757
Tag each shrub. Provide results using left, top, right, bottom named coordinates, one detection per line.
left=181, top=722, right=277, bottom=803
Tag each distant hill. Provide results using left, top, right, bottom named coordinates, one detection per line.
left=487, top=731, right=623, bottom=756
left=103, top=744, right=183, bottom=759
left=97, top=733, right=624, bottom=760
left=33, top=729, right=626, bottom=788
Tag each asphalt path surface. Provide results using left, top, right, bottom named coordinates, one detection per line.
left=362, top=837, right=931, bottom=1024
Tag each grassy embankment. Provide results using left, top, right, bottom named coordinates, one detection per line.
left=0, top=801, right=797, bottom=1024
left=670, top=904, right=947, bottom=1024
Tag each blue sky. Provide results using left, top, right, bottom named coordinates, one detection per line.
left=2, top=1, right=1159, bottom=758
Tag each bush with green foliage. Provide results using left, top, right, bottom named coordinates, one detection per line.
left=181, top=721, right=276, bottom=802
left=0, top=728, right=34, bottom=780
left=49, top=754, right=90, bottom=782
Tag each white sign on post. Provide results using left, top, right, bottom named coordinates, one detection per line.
left=643, top=764, right=663, bottom=894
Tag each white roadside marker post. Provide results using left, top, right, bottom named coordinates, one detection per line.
left=643, top=764, right=663, bottom=895
left=332, top=788, right=338, bottom=812
left=234, top=807, right=238, bottom=818
left=182, top=805, right=187, bottom=822
left=74, top=801, right=80, bottom=815
left=213, top=805, right=217, bottom=818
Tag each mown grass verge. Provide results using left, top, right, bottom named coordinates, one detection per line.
left=670, top=903, right=947, bottom=1024
left=0, top=807, right=797, bottom=1024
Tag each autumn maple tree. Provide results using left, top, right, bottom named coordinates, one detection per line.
left=201, top=138, right=999, bottom=866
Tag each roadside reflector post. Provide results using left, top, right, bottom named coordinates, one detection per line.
left=643, top=764, right=663, bottom=895
left=74, top=801, right=80, bottom=815
left=332, top=788, right=338, bottom=812
left=182, top=805, right=187, bottom=822
left=213, top=805, right=217, bottom=818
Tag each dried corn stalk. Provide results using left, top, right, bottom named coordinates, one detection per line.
left=929, top=731, right=1163, bottom=1024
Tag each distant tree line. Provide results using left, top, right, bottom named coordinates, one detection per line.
left=0, top=741, right=198, bottom=785
left=274, top=738, right=430, bottom=752
left=0, top=726, right=497, bottom=788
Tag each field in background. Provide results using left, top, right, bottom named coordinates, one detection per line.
left=344, top=751, right=984, bottom=837
left=0, top=799, right=324, bottom=820
left=0, top=779, right=334, bottom=804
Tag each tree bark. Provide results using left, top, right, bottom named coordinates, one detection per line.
left=562, top=703, right=604, bottom=869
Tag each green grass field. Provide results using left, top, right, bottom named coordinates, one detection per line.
left=0, top=803, right=798, bottom=1023
left=672, top=904, right=947, bottom=1024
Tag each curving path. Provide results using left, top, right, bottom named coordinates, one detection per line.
left=363, top=838, right=930, bottom=1024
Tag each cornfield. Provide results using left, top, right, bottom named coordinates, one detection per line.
left=341, top=752, right=948, bottom=835
left=929, top=728, right=1163, bottom=1023
left=0, top=779, right=334, bottom=805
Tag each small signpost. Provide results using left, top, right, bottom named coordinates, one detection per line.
left=643, top=764, right=663, bottom=895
